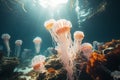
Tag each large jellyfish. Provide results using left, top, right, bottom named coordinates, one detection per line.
left=1, top=33, right=11, bottom=57
left=73, top=31, right=84, bottom=53
left=44, top=19, right=74, bottom=80
left=33, top=37, right=42, bottom=54
left=15, top=40, right=23, bottom=57
left=81, top=43, right=93, bottom=60
left=31, top=55, right=46, bottom=72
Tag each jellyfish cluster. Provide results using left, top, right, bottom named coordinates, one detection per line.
left=1, top=33, right=43, bottom=59
left=44, top=19, right=93, bottom=80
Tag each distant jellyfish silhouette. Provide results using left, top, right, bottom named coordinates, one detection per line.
left=1, top=33, right=11, bottom=57
left=73, top=31, right=84, bottom=53
left=21, top=48, right=32, bottom=61
left=81, top=43, right=93, bottom=60
left=33, top=37, right=42, bottom=54
left=15, top=40, right=23, bottom=57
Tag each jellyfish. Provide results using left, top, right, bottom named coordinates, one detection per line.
left=1, top=33, right=11, bottom=57
left=73, top=31, right=84, bottom=53
left=45, top=19, right=74, bottom=80
left=15, top=40, right=23, bottom=57
left=31, top=55, right=46, bottom=72
left=44, top=19, right=57, bottom=46
left=21, top=48, right=32, bottom=62
left=81, top=43, right=93, bottom=60
left=33, top=37, right=42, bottom=54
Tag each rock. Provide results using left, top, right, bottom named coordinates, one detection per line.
left=0, top=54, right=19, bottom=79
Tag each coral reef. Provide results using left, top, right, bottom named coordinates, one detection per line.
left=86, top=39, right=120, bottom=80
left=2, top=39, right=120, bottom=80
left=0, top=51, right=19, bottom=80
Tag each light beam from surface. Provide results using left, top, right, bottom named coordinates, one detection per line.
left=34, top=0, right=68, bottom=8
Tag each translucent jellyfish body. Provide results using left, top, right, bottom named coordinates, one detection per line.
left=31, top=55, right=46, bottom=72
left=81, top=43, right=93, bottom=60
left=45, top=19, right=74, bottom=80
left=21, top=49, right=32, bottom=61
left=44, top=19, right=56, bottom=30
left=53, top=19, right=72, bottom=45
left=33, top=37, right=42, bottom=54
left=15, top=40, right=23, bottom=57
left=73, top=31, right=84, bottom=53
left=44, top=19, right=57, bottom=46
left=1, top=33, right=11, bottom=57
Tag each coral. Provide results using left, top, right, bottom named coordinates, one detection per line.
left=38, top=55, right=67, bottom=80
left=0, top=52, right=19, bottom=80
left=86, top=40, right=120, bottom=80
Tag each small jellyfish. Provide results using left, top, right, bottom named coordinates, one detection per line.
left=44, top=19, right=57, bottom=46
left=21, top=48, right=32, bottom=61
left=15, top=40, right=23, bottom=57
left=44, top=19, right=56, bottom=30
left=33, top=37, right=42, bottom=54
left=31, top=55, right=46, bottom=72
left=73, top=31, right=84, bottom=53
left=1, top=33, right=11, bottom=57
left=81, top=43, right=93, bottom=60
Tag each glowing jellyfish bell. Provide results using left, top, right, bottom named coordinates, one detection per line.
left=53, top=19, right=72, bottom=45
left=44, top=19, right=56, bottom=30
left=15, top=40, right=23, bottom=57
left=1, top=33, right=11, bottom=57
left=31, top=55, right=46, bottom=72
left=33, top=37, right=42, bottom=54
left=44, top=19, right=56, bottom=38
left=81, top=43, right=93, bottom=60
left=44, top=19, right=59, bottom=46
left=73, top=31, right=84, bottom=53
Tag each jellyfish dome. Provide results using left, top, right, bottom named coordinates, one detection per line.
left=74, top=31, right=84, bottom=40
left=44, top=19, right=56, bottom=30
left=31, top=55, right=46, bottom=72
left=1, top=33, right=11, bottom=40
left=15, top=40, right=23, bottom=46
left=55, top=19, right=72, bottom=35
left=50, top=19, right=73, bottom=47
left=81, top=43, right=93, bottom=60
left=33, top=37, right=42, bottom=44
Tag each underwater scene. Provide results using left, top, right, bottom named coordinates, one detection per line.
left=0, top=0, right=120, bottom=80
